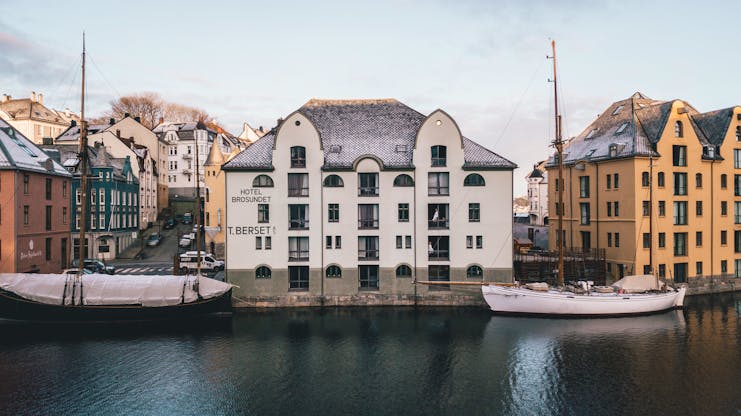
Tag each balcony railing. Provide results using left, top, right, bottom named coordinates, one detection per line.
left=289, top=219, right=309, bottom=230
left=358, top=249, right=379, bottom=260
left=358, top=219, right=379, bottom=229
left=358, top=186, right=379, bottom=196
left=428, top=250, right=449, bottom=261
left=288, top=250, right=309, bottom=261
left=428, top=219, right=449, bottom=229
left=182, top=153, right=192, bottom=160
left=288, top=187, right=309, bottom=197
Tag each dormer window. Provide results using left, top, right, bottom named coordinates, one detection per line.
left=290, top=146, right=306, bottom=168
left=431, top=145, right=446, bottom=167
left=612, top=105, right=624, bottom=116
left=675, top=121, right=683, bottom=138
left=615, top=122, right=628, bottom=134
left=585, top=129, right=597, bottom=140
left=609, top=144, right=618, bottom=158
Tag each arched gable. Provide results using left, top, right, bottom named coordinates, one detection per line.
left=273, top=111, right=323, bottom=150
left=352, top=154, right=384, bottom=171
left=414, top=109, right=464, bottom=149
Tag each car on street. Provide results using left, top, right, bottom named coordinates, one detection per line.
left=179, top=236, right=193, bottom=248
left=182, top=212, right=193, bottom=224
left=147, top=233, right=162, bottom=247
left=178, top=252, right=225, bottom=273
left=163, top=218, right=175, bottom=229
left=72, top=259, right=116, bottom=275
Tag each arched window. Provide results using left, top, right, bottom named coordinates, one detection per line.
left=466, top=265, right=483, bottom=278
left=641, top=172, right=649, bottom=187
left=657, top=172, right=665, bottom=187
left=675, top=121, right=683, bottom=138
left=290, top=146, right=306, bottom=168
left=256, top=266, right=271, bottom=279
left=393, top=174, right=414, bottom=187
left=323, top=175, right=344, bottom=187
left=463, top=173, right=485, bottom=186
left=695, top=173, right=702, bottom=188
left=431, top=145, right=446, bottom=166
left=736, top=126, right=741, bottom=142
left=395, top=265, right=412, bottom=278
left=721, top=174, right=728, bottom=189
left=253, top=175, right=274, bottom=187
left=326, top=265, right=342, bottom=278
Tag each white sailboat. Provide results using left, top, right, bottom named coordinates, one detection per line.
left=481, top=41, right=686, bottom=316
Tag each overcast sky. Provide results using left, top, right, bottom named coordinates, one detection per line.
left=2, top=0, right=739, bottom=195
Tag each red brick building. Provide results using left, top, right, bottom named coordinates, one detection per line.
left=0, top=119, right=72, bottom=273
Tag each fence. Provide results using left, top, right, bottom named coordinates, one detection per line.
left=514, top=248, right=607, bottom=286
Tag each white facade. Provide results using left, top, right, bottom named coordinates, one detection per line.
left=0, top=93, right=78, bottom=144
left=223, top=99, right=516, bottom=306
left=526, top=161, right=549, bottom=225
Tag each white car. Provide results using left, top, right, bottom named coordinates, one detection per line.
left=179, top=236, right=192, bottom=247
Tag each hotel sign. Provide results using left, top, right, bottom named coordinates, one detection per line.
left=231, top=188, right=271, bottom=203
left=229, top=187, right=275, bottom=236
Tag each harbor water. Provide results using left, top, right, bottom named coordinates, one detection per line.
left=0, top=293, right=738, bottom=416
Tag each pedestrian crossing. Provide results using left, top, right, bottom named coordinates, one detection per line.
left=116, top=266, right=173, bottom=275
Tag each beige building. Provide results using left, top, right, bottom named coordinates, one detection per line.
left=0, top=92, right=78, bottom=144
left=548, top=92, right=741, bottom=283
left=204, top=138, right=240, bottom=258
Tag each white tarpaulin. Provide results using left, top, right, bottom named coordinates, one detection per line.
left=0, top=273, right=232, bottom=307
left=611, top=274, right=665, bottom=293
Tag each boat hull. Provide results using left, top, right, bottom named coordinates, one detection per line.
left=482, top=285, right=686, bottom=317
left=0, top=287, right=232, bottom=323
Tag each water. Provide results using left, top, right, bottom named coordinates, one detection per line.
left=0, top=294, right=738, bottom=416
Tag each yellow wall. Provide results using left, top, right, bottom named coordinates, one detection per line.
left=204, top=160, right=226, bottom=258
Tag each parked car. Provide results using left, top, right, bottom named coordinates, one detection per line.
left=147, top=233, right=162, bottom=247
left=163, top=218, right=175, bottom=229
left=182, top=212, right=193, bottom=224
left=72, top=259, right=115, bottom=275
left=179, top=236, right=193, bottom=248
left=178, top=252, right=224, bottom=273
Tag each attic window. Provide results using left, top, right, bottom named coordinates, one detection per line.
left=615, top=123, right=628, bottom=134
left=609, top=144, right=618, bottom=158
left=395, top=145, right=408, bottom=153
left=612, top=105, right=624, bottom=115
left=586, top=149, right=596, bottom=158
left=585, top=129, right=597, bottom=139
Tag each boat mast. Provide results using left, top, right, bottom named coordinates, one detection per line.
left=550, top=40, right=565, bottom=287
left=195, top=127, right=202, bottom=276
left=77, top=33, right=89, bottom=278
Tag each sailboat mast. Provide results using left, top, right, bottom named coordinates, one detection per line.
left=77, top=33, right=89, bottom=276
left=195, top=129, right=202, bottom=275
left=551, top=40, right=565, bottom=287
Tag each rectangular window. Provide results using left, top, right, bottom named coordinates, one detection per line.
left=614, top=173, right=619, bottom=189
left=673, top=201, right=687, bottom=225
left=428, top=265, right=450, bottom=290
left=23, top=174, right=28, bottom=194
left=359, top=265, right=379, bottom=290
left=721, top=230, right=728, bottom=245
left=674, top=263, right=688, bottom=283
left=45, top=206, right=52, bottom=230
left=405, top=235, right=412, bottom=248
left=326, top=236, right=332, bottom=249
left=290, top=146, right=306, bottom=168
left=469, top=203, right=480, bottom=222
left=641, top=172, right=650, bottom=187
left=696, top=173, right=702, bottom=188
left=466, top=235, right=473, bottom=248
left=98, top=214, right=104, bottom=229
left=606, top=174, right=611, bottom=189
left=428, top=172, right=449, bottom=196
left=579, top=176, right=590, bottom=197
left=615, top=232, right=620, bottom=248
left=659, top=201, right=666, bottom=217
left=328, top=204, right=339, bottom=222
left=256, top=236, right=262, bottom=250
left=643, top=233, right=650, bottom=249
left=358, top=173, right=379, bottom=196
left=733, top=175, right=741, bottom=196
left=580, top=203, right=590, bottom=225
left=735, top=231, right=741, bottom=253
left=736, top=260, right=741, bottom=278
left=736, top=202, right=741, bottom=224
left=45, top=178, right=52, bottom=200
left=265, top=236, right=271, bottom=250
left=721, top=260, right=728, bottom=274
left=289, top=204, right=309, bottom=230
left=614, top=201, right=620, bottom=217
left=288, top=237, right=309, bottom=261
left=658, top=264, right=666, bottom=278
left=672, top=145, right=687, bottom=166
left=358, top=204, right=379, bottom=229
left=695, top=201, right=702, bottom=216
left=721, top=174, right=728, bottom=188
left=398, top=203, right=409, bottom=222
left=476, top=235, right=483, bottom=249
left=642, top=201, right=650, bottom=217
left=674, top=233, right=688, bottom=256
left=288, top=173, right=309, bottom=197
left=607, top=232, right=612, bottom=247
left=606, top=201, right=612, bottom=217
left=721, top=201, right=728, bottom=216
left=358, top=236, right=379, bottom=260
left=23, top=205, right=29, bottom=225
left=396, top=235, right=403, bottom=249
left=428, top=204, right=449, bottom=229
left=45, top=238, right=51, bottom=261
left=658, top=172, right=665, bottom=187
left=289, top=266, right=309, bottom=290
left=428, top=236, right=449, bottom=260
left=62, top=181, right=67, bottom=197
left=258, top=204, right=269, bottom=223
left=431, top=146, right=447, bottom=167
left=62, top=207, right=67, bottom=224
left=696, top=231, right=702, bottom=247
left=335, top=236, right=341, bottom=249
left=674, top=173, right=687, bottom=195
left=735, top=149, right=741, bottom=169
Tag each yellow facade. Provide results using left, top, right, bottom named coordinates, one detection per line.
left=548, top=94, right=741, bottom=283
left=203, top=140, right=238, bottom=258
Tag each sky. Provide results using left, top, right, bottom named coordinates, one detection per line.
left=1, top=0, right=739, bottom=195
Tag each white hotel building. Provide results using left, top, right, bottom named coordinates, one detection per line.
left=223, top=99, right=516, bottom=306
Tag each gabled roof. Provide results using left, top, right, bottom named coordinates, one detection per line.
left=693, top=107, right=737, bottom=146
left=224, top=98, right=516, bottom=171
left=0, top=119, right=71, bottom=177
left=204, top=136, right=226, bottom=166
left=0, top=97, right=79, bottom=125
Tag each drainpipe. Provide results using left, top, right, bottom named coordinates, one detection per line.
left=320, top=172, right=325, bottom=307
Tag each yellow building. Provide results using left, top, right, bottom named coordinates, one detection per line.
left=548, top=92, right=741, bottom=283
left=204, top=138, right=242, bottom=258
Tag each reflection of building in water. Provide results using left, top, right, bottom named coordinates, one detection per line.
left=223, top=99, right=517, bottom=306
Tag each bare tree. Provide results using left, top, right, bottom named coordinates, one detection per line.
left=101, top=93, right=216, bottom=129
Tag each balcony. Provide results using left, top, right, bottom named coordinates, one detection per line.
left=288, top=250, right=309, bottom=262
left=358, top=219, right=379, bottom=229
left=428, top=250, right=449, bottom=261
left=182, top=153, right=192, bottom=160
left=358, top=186, right=379, bottom=197
left=358, top=249, right=379, bottom=261
left=428, top=219, right=449, bottom=229
left=289, top=219, right=309, bottom=230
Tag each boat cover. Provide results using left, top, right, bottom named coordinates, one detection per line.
left=0, top=273, right=232, bottom=307
left=611, top=275, right=665, bottom=293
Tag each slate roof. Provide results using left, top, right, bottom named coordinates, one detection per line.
left=0, top=98, right=79, bottom=124
left=56, top=123, right=110, bottom=142
left=0, top=119, right=71, bottom=177
left=693, top=108, right=736, bottom=146
left=223, top=98, right=516, bottom=171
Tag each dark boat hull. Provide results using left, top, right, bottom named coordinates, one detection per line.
left=0, top=288, right=232, bottom=323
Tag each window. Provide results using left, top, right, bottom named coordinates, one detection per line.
left=23, top=205, right=29, bottom=225
left=288, top=173, right=309, bottom=197
left=469, top=203, right=480, bottom=222
left=265, top=236, right=271, bottom=250
left=358, top=236, right=379, bottom=260
left=696, top=231, right=702, bottom=247
left=721, top=174, right=727, bottom=189
left=737, top=126, right=741, bottom=142
left=256, top=266, right=271, bottom=279
left=398, top=203, right=409, bottom=222
left=258, top=204, right=269, bottom=223
left=695, top=173, right=702, bottom=188
left=253, top=175, right=274, bottom=187
left=358, top=173, right=379, bottom=196
left=467, top=265, right=483, bottom=279
left=696, top=201, right=702, bottom=216
left=326, top=236, right=332, bottom=249
left=657, top=172, right=665, bottom=187
left=476, top=235, right=483, bottom=249
left=289, top=266, right=309, bottom=290
left=62, top=181, right=67, bottom=197
left=23, top=174, right=28, bottom=194
left=396, top=235, right=403, bottom=249
left=736, top=202, right=741, bottom=224
left=288, top=237, right=309, bottom=261
left=674, top=173, right=687, bottom=195
left=614, top=201, right=620, bottom=217
left=328, top=204, right=339, bottom=222
left=326, top=265, right=342, bottom=278
left=405, top=235, right=412, bottom=248
left=606, top=174, right=611, bottom=189
left=659, top=201, right=666, bottom=217
left=674, top=263, right=687, bottom=283
left=335, top=236, right=341, bottom=249
left=721, top=230, right=727, bottom=245
left=641, top=172, right=649, bottom=187
left=673, top=202, right=687, bottom=225
left=393, top=174, right=414, bottom=187
left=99, top=189, right=105, bottom=206
left=466, top=235, right=473, bottom=249
left=642, top=201, right=650, bottom=217
left=396, top=265, right=412, bottom=278
left=615, top=122, right=628, bottom=134
left=256, top=236, right=262, bottom=250
left=580, top=203, right=590, bottom=225
left=45, top=206, right=52, bottom=230
left=428, top=204, right=449, bottom=229
left=643, top=233, right=650, bottom=249
left=736, top=175, right=741, bottom=196
left=290, top=146, right=306, bottom=168
left=428, top=265, right=450, bottom=289
left=674, top=233, right=688, bottom=256
left=45, top=178, right=52, bottom=200
left=288, top=204, right=309, bottom=229
left=45, top=238, right=52, bottom=261
left=428, top=236, right=449, bottom=260
left=674, top=121, right=683, bottom=138
left=672, top=145, right=687, bottom=166
left=358, top=204, right=379, bottom=229
left=464, top=174, right=485, bottom=186
left=609, top=144, right=618, bottom=158
left=615, top=232, right=620, bottom=247
left=614, top=173, right=619, bottom=189
left=428, top=172, right=449, bottom=196
left=658, top=232, right=666, bottom=248
left=606, top=201, right=612, bottom=217
left=721, top=260, right=728, bottom=274
left=658, top=264, right=666, bottom=277
left=359, top=265, right=379, bottom=289
left=323, top=175, right=344, bottom=187
left=431, top=145, right=447, bottom=166
left=579, top=176, right=590, bottom=197
left=62, top=207, right=67, bottom=224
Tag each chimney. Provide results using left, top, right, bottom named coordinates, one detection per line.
left=124, top=112, right=130, bottom=118
left=134, top=116, right=141, bottom=123
left=38, top=93, right=43, bottom=104
left=259, top=126, right=264, bottom=133
left=116, top=129, right=121, bottom=138
left=1, top=94, right=10, bottom=102
left=70, top=120, right=77, bottom=127
left=109, top=118, right=115, bottom=125
left=31, top=91, right=36, bottom=102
